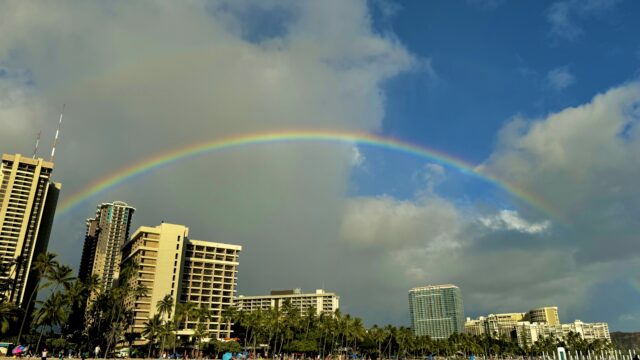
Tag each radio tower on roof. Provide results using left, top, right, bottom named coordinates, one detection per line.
left=50, top=104, right=65, bottom=162
left=32, top=130, right=41, bottom=159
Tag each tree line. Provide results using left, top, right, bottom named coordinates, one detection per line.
left=222, top=304, right=614, bottom=359
left=0, top=252, right=615, bottom=358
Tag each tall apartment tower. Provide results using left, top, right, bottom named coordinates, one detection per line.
left=409, top=284, right=464, bottom=339
left=78, top=201, right=135, bottom=290
left=121, top=223, right=241, bottom=343
left=0, top=154, right=61, bottom=309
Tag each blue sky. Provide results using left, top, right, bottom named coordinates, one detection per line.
left=354, top=0, right=640, bottom=202
left=1, top=0, right=640, bottom=331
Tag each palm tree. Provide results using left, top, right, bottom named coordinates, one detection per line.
left=65, top=280, right=86, bottom=309
left=172, top=302, right=197, bottom=355
left=156, top=295, right=174, bottom=354
left=174, top=301, right=197, bottom=329
left=369, top=325, right=386, bottom=359
left=190, top=308, right=211, bottom=359
left=193, top=322, right=209, bottom=359
left=63, top=279, right=87, bottom=341
left=143, top=315, right=163, bottom=358
left=49, top=264, right=74, bottom=292
left=16, top=252, right=58, bottom=343
left=395, top=326, right=414, bottom=358
left=33, top=292, right=68, bottom=352
left=157, top=294, right=174, bottom=321
left=0, top=302, right=21, bottom=334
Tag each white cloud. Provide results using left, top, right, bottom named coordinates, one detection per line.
left=413, top=162, right=446, bottom=195
left=481, top=82, right=640, bottom=231
left=546, top=0, right=621, bottom=41
left=338, top=80, right=640, bottom=328
left=466, top=0, right=505, bottom=9
left=479, top=210, right=551, bottom=234
left=547, top=1, right=582, bottom=41
left=349, top=145, right=365, bottom=167
left=372, top=0, right=402, bottom=18
left=547, top=66, right=576, bottom=91
left=0, top=0, right=415, bottom=326
left=340, top=194, right=463, bottom=249
left=421, top=57, right=438, bottom=81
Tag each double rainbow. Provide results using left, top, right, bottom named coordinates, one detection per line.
left=57, top=130, right=555, bottom=219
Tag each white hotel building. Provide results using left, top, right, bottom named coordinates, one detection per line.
left=236, top=289, right=339, bottom=316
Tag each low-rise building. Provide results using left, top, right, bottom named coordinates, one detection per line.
left=236, top=289, right=339, bottom=316
left=465, top=307, right=609, bottom=347
left=514, top=320, right=610, bottom=347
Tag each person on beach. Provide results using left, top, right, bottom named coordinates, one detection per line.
left=41, top=348, right=48, bottom=360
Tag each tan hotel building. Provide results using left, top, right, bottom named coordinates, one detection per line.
left=0, top=154, right=60, bottom=309
left=121, top=223, right=241, bottom=341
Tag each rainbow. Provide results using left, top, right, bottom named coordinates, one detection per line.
left=57, top=130, right=557, bottom=218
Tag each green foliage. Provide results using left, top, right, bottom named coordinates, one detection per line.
left=49, top=338, right=69, bottom=350
left=0, top=302, right=21, bottom=334
left=212, top=340, right=242, bottom=354
left=4, top=252, right=617, bottom=359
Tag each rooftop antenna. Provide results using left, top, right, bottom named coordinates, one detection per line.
left=32, top=130, right=41, bottom=159
left=50, top=104, right=65, bottom=162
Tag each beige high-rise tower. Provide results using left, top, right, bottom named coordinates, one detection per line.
left=121, top=223, right=241, bottom=343
left=0, top=153, right=61, bottom=309
left=79, top=201, right=135, bottom=291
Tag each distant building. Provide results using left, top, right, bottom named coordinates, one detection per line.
left=525, top=306, right=560, bottom=325
left=465, top=307, right=609, bottom=347
left=409, top=284, right=464, bottom=339
left=236, top=289, right=339, bottom=316
left=0, top=154, right=60, bottom=310
left=121, top=223, right=241, bottom=342
left=79, top=201, right=135, bottom=291
left=464, top=318, right=485, bottom=336
left=514, top=320, right=610, bottom=347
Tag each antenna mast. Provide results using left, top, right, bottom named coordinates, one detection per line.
left=32, top=130, right=41, bottom=159
left=50, top=104, right=65, bottom=162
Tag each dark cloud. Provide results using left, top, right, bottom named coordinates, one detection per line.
left=0, top=0, right=414, bottom=325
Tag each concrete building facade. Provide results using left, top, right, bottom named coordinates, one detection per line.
left=409, top=284, right=464, bottom=339
left=465, top=307, right=609, bottom=347
left=0, top=154, right=60, bottom=309
left=79, top=201, right=135, bottom=290
left=525, top=307, right=560, bottom=325
left=236, top=289, right=339, bottom=316
left=514, top=320, right=610, bottom=347
left=121, top=223, right=241, bottom=342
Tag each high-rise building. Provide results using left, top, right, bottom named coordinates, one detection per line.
left=121, top=223, right=241, bottom=343
left=526, top=306, right=560, bottom=325
left=0, top=153, right=60, bottom=309
left=78, top=201, right=135, bottom=290
left=236, top=289, right=339, bottom=316
left=409, top=284, right=464, bottom=339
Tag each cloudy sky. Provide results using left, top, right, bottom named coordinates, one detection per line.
left=1, top=0, right=640, bottom=331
